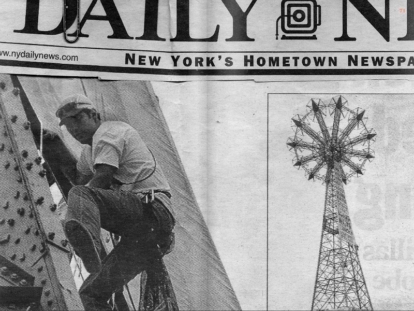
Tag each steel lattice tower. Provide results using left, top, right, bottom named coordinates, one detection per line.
left=287, top=96, right=375, bottom=311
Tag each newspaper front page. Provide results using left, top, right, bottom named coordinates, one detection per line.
left=0, top=1, right=413, bottom=311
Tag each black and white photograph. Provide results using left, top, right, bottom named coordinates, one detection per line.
left=0, top=0, right=413, bottom=310
left=0, top=77, right=269, bottom=311
left=270, top=91, right=414, bottom=310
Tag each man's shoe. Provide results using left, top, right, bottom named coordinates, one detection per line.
left=64, top=220, right=102, bottom=274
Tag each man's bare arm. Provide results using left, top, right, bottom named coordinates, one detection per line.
left=88, top=164, right=117, bottom=189
left=42, top=130, right=91, bottom=186
left=42, top=131, right=116, bottom=189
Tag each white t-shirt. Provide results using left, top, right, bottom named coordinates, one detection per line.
left=77, top=121, right=171, bottom=195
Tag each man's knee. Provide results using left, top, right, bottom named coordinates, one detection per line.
left=79, top=273, right=106, bottom=300
left=64, top=185, right=96, bottom=225
left=67, top=185, right=98, bottom=209
left=79, top=282, right=92, bottom=298
left=79, top=291, right=111, bottom=311
left=68, top=185, right=90, bottom=201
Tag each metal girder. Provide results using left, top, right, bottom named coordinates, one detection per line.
left=347, top=149, right=374, bottom=160
left=308, top=161, right=324, bottom=180
left=339, top=164, right=348, bottom=184
left=311, top=100, right=331, bottom=142
left=0, top=76, right=83, bottom=311
left=344, top=132, right=376, bottom=149
left=338, top=110, right=365, bottom=143
left=342, top=156, right=363, bottom=175
left=294, top=153, right=319, bottom=167
left=287, top=139, right=318, bottom=151
left=331, top=97, right=344, bottom=144
left=292, top=119, right=325, bottom=145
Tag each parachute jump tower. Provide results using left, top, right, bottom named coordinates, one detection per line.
left=287, top=96, right=375, bottom=311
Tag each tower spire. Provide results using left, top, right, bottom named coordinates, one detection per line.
left=287, top=96, right=375, bottom=310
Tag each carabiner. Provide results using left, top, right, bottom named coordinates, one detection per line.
left=63, top=0, right=81, bottom=44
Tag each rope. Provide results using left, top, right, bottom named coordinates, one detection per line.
left=110, top=234, right=137, bottom=311
left=114, top=148, right=157, bottom=185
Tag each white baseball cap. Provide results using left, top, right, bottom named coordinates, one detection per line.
left=56, top=94, right=96, bottom=126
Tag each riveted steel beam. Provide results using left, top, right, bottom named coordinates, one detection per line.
left=0, top=75, right=83, bottom=311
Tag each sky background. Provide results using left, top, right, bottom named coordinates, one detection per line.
left=153, top=81, right=414, bottom=310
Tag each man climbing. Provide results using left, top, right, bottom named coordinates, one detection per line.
left=50, top=94, right=177, bottom=311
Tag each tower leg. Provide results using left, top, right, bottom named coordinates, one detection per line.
left=311, top=162, right=373, bottom=310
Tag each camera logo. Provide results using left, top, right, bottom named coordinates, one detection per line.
left=276, top=0, right=322, bottom=40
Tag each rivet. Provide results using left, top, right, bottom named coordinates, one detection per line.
left=23, top=121, right=30, bottom=130
left=26, top=163, right=33, bottom=170
left=47, top=300, right=53, bottom=306
left=4, top=161, right=10, bottom=169
left=14, top=191, right=20, bottom=199
left=0, top=218, right=5, bottom=224
left=19, top=254, right=25, bottom=261
left=10, top=115, right=17, bottom=123
left=35, top=197, right=44, bottom=205
left=14, top=238, right=20, bottom=244
left=44, top=289, right=51, bottom=296
left=30, top=244, right=36, bottom=251
left=37, top=266, right=43, bottom=272
left=0, top=82, right=6, bottom=90
left=34, top=229, right=39, bottom=236
left=10, top=273, right=19, bottom=280
left=50, top=204, right=57, bottom=212
left=34, top=157, right=42, bottom=165
left=7, top=219, right=14, bottom=226
left=61, top=239, right=68, bottom=247
left=39, top=242, right=45, bottom=253
left=17, top=208, right=25, bottom=216
left=0, top=234, right=10, bottom=244
left=29, top=209, right=33, bottom=218
left=19, top=279, right=28, bottom=286
left=21, top=150, right=28, bottom=158
left=0, top=143, right=4, bottom=151
left=16, top=176, right=22, bottom=183
left=23, top=193, right=29, bottom=201
left=41, top=278, right=47, bottom=285
left=13, top=164, right=18, bottom=170
left=0, top=267, right=8, bottom=275
left=9, top=147, right=13, bottom=154
left=39, top=170, right=46, bottom=178
left=24, top=227, right=30, bottom=234
left=48, top=232, right=55, bottom=240
left=10, top=254, right=16, bottom=260
left=12, top=88, right=19, bottom=96
left=3, top=201, right=9, bottom=209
